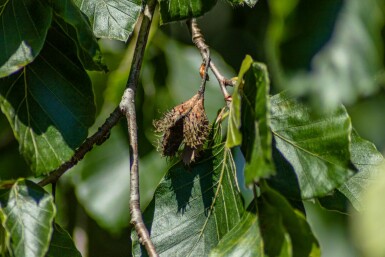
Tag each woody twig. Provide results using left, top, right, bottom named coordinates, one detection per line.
left=187, top=19, right=235, bottom=104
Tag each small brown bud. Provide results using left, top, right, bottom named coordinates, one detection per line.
left=199, top=63, right=209, bottom=81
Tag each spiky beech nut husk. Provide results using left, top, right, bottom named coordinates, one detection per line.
left=153, top=94, right=201, bottom=156
left=183, top=95, right=209, bottom=149
left=182, top=95, right=210, bottom=164
left=160, top=118, right=183, bottom=156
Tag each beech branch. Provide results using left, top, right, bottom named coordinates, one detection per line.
left=187, top=19, right=234, bottom=103
left=38, top=108, right=122, bottom=187
left=119, top=0, right=158, bottom=256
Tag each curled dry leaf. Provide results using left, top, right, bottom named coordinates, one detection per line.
left=154, top=93, right=210, bottom=164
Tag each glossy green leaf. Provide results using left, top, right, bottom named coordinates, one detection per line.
left=226, top=55, right=252, bottom=148
left=241, top=62, right=274, bottom=183
left=0, top=26, right=95, bottom=175
left=73, top=0, right=142, bottom=41
left=132, top=143, right=244, bottom=256
left=338, top=131, right=384, bottom=211
left=270, top=92, right=353, bottom=198
left=46, top=223, right=82, bottom=257
left=258, top=184, right=320, bottom=257
left=53, top=0, right=107, bottom=71
left=159, top=0, right=217, bottom=24
left=209, top=203, right=263, bottom=257
left=0, top=0, right=52, bottom=77
left=0, top=179, right=56, bottom=257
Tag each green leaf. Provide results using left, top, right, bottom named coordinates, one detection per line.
left=0, top=25, right=95, bottom=175
left=53, top=0, right=107, bottom=71
left=226, top=56, right=274, bottom=183
left=338, top=131, right=384, bottom=211
left=241, top=62, right=274, bottom=183
left=209, top=203, right=263, bottom=257
left=0, top=179, right=56, bottom=257
left=258, top=184, right=320, bottom=257
left=46, top=223, right=82, bottom=257
left=132, top=143, right=244, bottom=256
left=270, top=92, right=353, bottom=198
left=159, top=0, right=217, bottom=24
left=73, top=0, right=142, bottom=41
left=226, top=55, right=252, bottom=148
left=0, top=0, right=52, bottom=77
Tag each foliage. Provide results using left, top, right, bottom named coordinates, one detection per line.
left=0, top=0, right=385, bottom=256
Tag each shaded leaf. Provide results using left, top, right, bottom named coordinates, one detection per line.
left=258, top=184, right=320, bottom=257
left=241, top=62, right=274, bottom=183
left=159, top=0, right=217, bottom=24
left=0, top=179, right=55, bottom=257
left=0, top=26, right=95, bottom=175
left=73, top=0, right=142, bottom=41
left=209, top=203, right=263, bottom=257
left=132, top=143, right=244, bottom=256
left=270, top=92, right=353, bottom=198
left=53, top=0, right=107, bottom=71
left=46, top=223, right=82, bottom=257
left=0, top=0, right=52, bottom=77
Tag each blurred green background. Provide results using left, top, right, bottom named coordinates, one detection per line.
left=1, top=0, right=384, bottom=256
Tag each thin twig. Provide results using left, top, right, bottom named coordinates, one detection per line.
left=38, top=108, right=122, bottom=187
left=198, top=51, right=211, bottom=94
left=187, top=19, right=234, bottom=103
left=119, top=0, right=158, bottom=256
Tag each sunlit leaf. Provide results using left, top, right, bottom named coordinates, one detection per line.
left=241, top=62, right=274, bottom=183
left=73, top=0, right=142, bottom=41
left=0, top=25, right=95, bottom=175
left=53, top=0, right=107, bottom=71
left=209, top=203, right=263, bottom=257
left=159, top=0, right=217, bottom=24
left=0, top=0, right=52, bottom=77
left=0, top=179, right=55, bottom=257
left=226, top=56, right=274, bottom=183
left=338, top=131, right=384, bottom=211
left=46, top=223, right=82, bottom=257
left=269, top=92, right=353, bottom=198
left=132, top=142, right=244, bottom=256
left=226, top=55, right=252, bottom=148
left=258, top=184, right=320, bottom=257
